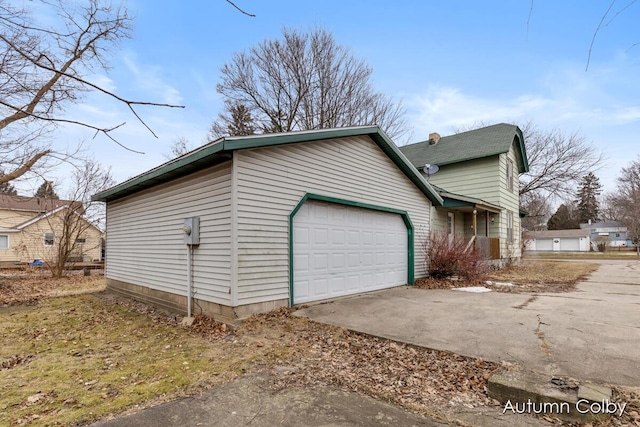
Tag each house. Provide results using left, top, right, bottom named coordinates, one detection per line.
left=523, top=229, right=591, bottom=252
left=399, top=123, right=529, bottom=262
left=580, top=221, right=636, bottom=248
left=0, top=194, right=103, bottom=264
left=92, top=126, right=443, bottom=322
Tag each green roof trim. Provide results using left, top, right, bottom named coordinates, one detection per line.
left=399, top=123, right=529, bottom=174
left=92, top=126, right=443, bottom=205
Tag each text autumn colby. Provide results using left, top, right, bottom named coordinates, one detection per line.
left=503, top=399, right=627, bottom=416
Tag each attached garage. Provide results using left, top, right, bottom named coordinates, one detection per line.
left=93, top=126, right=442, bottom=322
left=292, top=199, right=409, bottom=304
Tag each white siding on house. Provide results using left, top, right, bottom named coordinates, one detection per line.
left=234, top=136, right=432, bottom=306
left=106, top=163, right=232, bottom=305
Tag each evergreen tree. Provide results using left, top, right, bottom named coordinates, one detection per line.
left=34, top=181, right=59, bottom=199
left=0, top=171, right=17, bottom=195
left=209, top=102, right=257, bottom=139
left=575, top=172, right=602, bottom=224
left=547, top=204, right=580, bottom=230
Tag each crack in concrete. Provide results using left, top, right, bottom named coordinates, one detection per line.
left=513, top=295, right=538, bottom=309
left=534, top=314, right=553, bottom=358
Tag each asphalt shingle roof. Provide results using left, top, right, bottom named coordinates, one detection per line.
left=399, top=123, right=528, bottom=172
left=0, top=194, right=73, bottom=212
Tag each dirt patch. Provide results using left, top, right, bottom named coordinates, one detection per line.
left=416, top=261, right=599, bottom=294
left=0, top=269, right=105, bottom=306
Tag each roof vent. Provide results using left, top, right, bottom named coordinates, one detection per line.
left=428, top=132, right=440, bottom=145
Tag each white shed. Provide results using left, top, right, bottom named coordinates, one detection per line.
left=523, top=229, right=591, bottom=252
left=93, top=127, right=443, bottom=322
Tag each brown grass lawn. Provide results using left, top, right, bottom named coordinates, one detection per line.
left=486, top=260, right=600, bottom=292
left=417, top=260, right=600, bottom=293
left=0, top=273, right=501, bottom=426
left=2, top=269, right=639, bottom=426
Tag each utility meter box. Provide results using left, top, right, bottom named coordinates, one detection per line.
left=183, top=217, right=200, bottom=245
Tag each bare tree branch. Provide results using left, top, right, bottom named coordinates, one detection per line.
left=225, top=0, right=256, bottom=17
left=0, top=0, right=184, bottom=184
left=215, top=27, right=407, bottom=140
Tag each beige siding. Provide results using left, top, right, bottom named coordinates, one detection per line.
left=105, top=163, right=233, bottom=305
left=0, top=231, right=21, bottom=262
left=4, top=213, right=102, bottom=263
left=235, top=136, right=433, bottom=305
left=0, top=209, right=38, bottom=228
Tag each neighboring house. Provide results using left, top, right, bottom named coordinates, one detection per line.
left=92, top=126, right=443, bottom=322
left=523, top=229, right=591, bottom=252
left=0, top=194, right=102, bottom=263
left=399, top=123, right=529, bottom=262
left=579, top=221, right=636, bottom=248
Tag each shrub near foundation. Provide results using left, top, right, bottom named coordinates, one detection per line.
left=425, top=232, right=488, bottom=281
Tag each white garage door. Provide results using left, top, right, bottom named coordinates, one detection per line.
left=560, top=238, right=580, bottom=251
left=535, top=239, right=553, bottom=251
left=293, top=200, right=408, bottom=304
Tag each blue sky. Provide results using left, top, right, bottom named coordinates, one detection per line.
left=44, top=1, right=640, bottom=197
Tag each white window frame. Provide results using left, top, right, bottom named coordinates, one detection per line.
left=506, top=159, right=514, bottom=192
left=75, top=237, right=86, bottom=245
left=506, top=211, right=514, bottom=243
left=447, top=212, right=455, bottom=242
left=0, top=234, right=8, bottom=250
left=43, top=232, right=55, bottom=247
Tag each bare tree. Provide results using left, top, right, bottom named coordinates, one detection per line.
left=609, top=157, right=640, bottom=247
left=0, top=0, right=183, bottom=186
left=215, top=27, right=407, bottom=140
left=455, top=121, right=603, bottom=203
left=31, top=159, right=113, bottom=277
left=519, top=122, right=604, bottom=200
left=520, top=191, right=552, bottom=231
left=162, top=136, right=194, bottom=160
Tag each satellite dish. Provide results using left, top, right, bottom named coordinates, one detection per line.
left=423, top=163, right=439, bottom=179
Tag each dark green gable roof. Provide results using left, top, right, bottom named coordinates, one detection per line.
left=92, top=126, right=444, bottom=205
left=399, top=123, right=529, bottom=173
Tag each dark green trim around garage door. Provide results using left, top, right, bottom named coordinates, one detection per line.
left=288, top=193, right=415, bottom=307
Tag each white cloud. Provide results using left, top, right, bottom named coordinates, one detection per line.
left=122, top=55, right=183, bottom=105
left=407, top=85, right=553, bottom=137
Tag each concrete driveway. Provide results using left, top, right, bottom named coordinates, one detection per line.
left=295, top=259, right=640, bottom=387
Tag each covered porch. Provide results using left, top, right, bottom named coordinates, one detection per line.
left=434, top=188, right=502, bottom=260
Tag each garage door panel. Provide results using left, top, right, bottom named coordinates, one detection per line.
left=560, top=238, right=580, bottom=251
left=536, top=239, right=553, bottom=251
left=294, top=200, right=408, bottom=304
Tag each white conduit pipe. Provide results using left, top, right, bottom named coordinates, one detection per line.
left=187, top=244, right=193, bottom=318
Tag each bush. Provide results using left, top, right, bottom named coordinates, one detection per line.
left=424, top=232, right=488, bottom=281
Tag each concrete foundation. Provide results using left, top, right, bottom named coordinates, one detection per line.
left=105, top=278, right=288, bottom=324
left=488, top=369, right=613, bottom=423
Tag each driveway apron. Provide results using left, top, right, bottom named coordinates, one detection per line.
left=295, top=259, right=640, bottom=387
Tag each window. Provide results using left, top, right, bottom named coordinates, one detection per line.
left=75, top=238, right=86, bottom=245
left=0, top=235, right=8, bottom=249
left=507, top=211, right=514, bottom=243
left=506, top=159, right=514, bottom=192
left=447, top=212, right=455, bottom=242
left=43, top=232, right=55, bottom=247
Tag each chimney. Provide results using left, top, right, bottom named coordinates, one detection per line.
left=428, top=132, right=440, bottom=145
